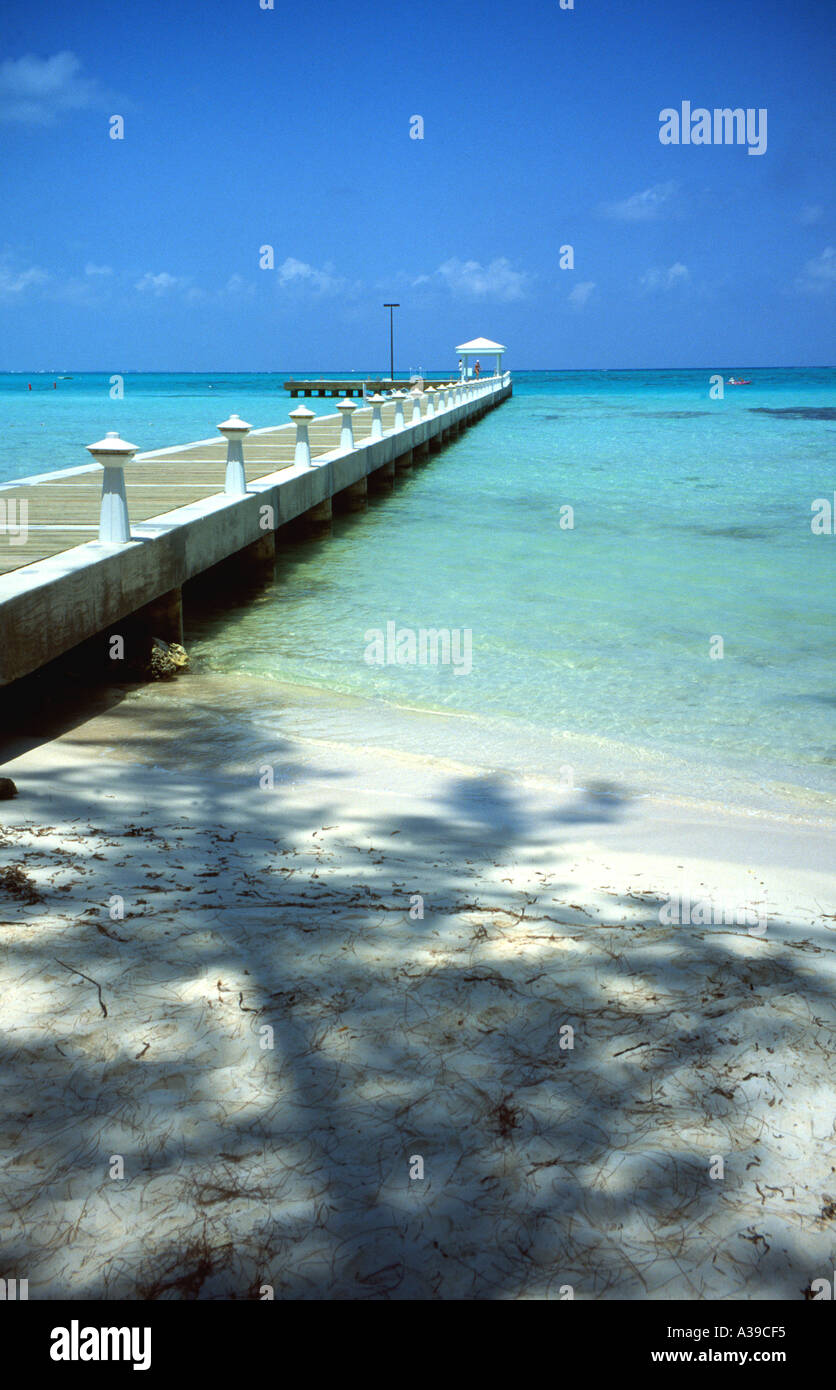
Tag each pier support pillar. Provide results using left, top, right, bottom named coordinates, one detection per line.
left=101, top=584, right=186, bottom=680
left=369, top=459, right=396, bottom=491
left=301, top=497, right=333, bottom=536
left=240, top=532, right=276, bottom=571
left=335, top=476, right=368, bottom=512
left=136, top=586, right=184, bottom=647
left=394, top=448, right=414, bottom=474
left=215, top=531, right=276, bottom=586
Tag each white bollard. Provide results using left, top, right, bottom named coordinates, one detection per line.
left=336, top=398, right=358, bottom=451
left=368, top=393, right=385, bottom=440
left=425, top=387, right=436, bottom=417
left=410, top=387, right=423, bottom=423
left=290, top=404, right=316, bottom=467
left=393, top=390, right=407, bottom=429
left=86, top=431, right=137, bottom=544
left=218, top=413, right=251, bottom=495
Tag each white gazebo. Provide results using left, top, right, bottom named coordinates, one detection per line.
left=455, top=336, right=507, bottom=380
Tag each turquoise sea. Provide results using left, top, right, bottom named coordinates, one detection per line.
left=1, top=369, right=834, bottom=809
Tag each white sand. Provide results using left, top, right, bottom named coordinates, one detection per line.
left=1, top=674, right=834, bottom=1299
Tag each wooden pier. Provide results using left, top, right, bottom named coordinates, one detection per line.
left=0, top=375, right=512, bottom=687
left=284, top=377, right=457, bottom=398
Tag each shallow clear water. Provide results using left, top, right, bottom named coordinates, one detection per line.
left=0, top=371, right=345, bottom=482
left=2, top=369, right=834, bottom=805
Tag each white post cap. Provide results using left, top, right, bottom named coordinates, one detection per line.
left=86, top=431, right=138, bottom=463
left=367, top=393, right=386, bottom=405
left=336, top=398, right=358, bottom=411
left=289, top=405, right=316, bottom=421
left=218, top=413, right=252, bottom=439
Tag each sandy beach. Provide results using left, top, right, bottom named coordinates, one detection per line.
left=1, top=671, right=834, bottom=1299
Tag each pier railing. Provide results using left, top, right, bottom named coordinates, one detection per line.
left=84, top=373, right=511, bottom=543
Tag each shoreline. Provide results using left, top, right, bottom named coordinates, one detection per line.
left=129, top=663, right=836, bottom=826
left=4, top=664, right=834, bottom=890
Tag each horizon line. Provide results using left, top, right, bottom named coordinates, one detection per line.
left=2, top=365, right=834, bottom=375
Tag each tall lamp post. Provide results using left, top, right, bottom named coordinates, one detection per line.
left=383, top=303, right=399, bottom=383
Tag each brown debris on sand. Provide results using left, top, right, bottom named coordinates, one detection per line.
left=0, top=863, right=41, bottom=904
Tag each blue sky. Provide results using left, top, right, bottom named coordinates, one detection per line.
left=0, top=0, right=833, bottom=370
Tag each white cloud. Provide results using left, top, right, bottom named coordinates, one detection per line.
left=0, top=262, right=48, bottom=297
left=223, top=273, right=254, bottom=297
left=568, top=280, right=596, bottom=309
left=640, top=262, right=690, bottom=291
left=0, top=52, right=103, bottom=125
left=799, top=204, right=824, bottom=226
left=602, top=182, right=679, bottom=221
left=50, top=276, right=104, bottom=306
left=137, top=272, right=256, bottom=304
left=277, top=257, right=345, bottom=293
left=1, top=257, right=254, bottom=306
left=135, top=271, right=183, bottom=296
left=795, top=246, right=836, bottom=293
left=190, top=274, right=255, bottom=304
left=427, top=256, right=529, bottom=301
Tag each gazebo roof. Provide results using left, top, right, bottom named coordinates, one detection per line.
left=455, top=337, right=507, bottom=353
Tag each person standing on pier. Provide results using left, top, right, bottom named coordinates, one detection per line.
left=474, top=360, right=481, bottom=378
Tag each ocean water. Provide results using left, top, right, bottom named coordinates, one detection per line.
left=1, top=369, right=834, bottom=808
left=0, top=371, right=349, bottom=483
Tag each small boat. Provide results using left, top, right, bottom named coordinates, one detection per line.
left=728, top=377, right=752, bottom=385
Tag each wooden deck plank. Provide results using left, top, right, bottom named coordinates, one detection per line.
left=0, top=530, right=100, bottom=575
